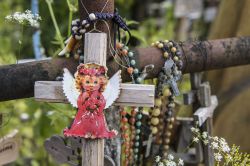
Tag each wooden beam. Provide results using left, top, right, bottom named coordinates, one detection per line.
left=1, top=36, right=250, bottom=102
left=34, top=81, right=155, bottom=107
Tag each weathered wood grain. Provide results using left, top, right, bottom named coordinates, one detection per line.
left=34, top=81, right=155, bottom=107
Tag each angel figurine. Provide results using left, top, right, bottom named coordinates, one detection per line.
left=62, top=63, right=121, bottom=139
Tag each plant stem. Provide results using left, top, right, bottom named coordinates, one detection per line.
left=67, top=0, right=74, bottom=36
left=17, top=25, right=24, bottom=64
left=45, top=0, right=64, bottom=49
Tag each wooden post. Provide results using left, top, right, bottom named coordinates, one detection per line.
left=81, top=33, right=107, bottom=166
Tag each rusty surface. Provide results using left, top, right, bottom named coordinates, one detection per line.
left=1, top=37, right=250, bottom=101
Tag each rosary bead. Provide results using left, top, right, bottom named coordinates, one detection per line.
left=85, top=23, right=90, bottom=28
left=163, top=152, right=168, bottom=158
left=171, top=47, right=177, bottom=53
left=134, top=155, right=138, bottom=160
left=121, top=125, right=128, bottom=130
left=136, top=121, right=142, bottom=127
left=157, top=139, right=163, bottom=145
left=122, top=49, right=128, bottom=56
left=131, top=109, right=137, bottom=116
left=72, top=20, right=78, bottom=26
left=173, top=56, right=179, bottom=61
left=164, top=40, right=169, bottom=43
left=134, top=148, right=139, bottom=153
left=120, top=110, right=127, bottom=116
left=155, top=98, right=162, bottom=107
left=151, top=117, right=159, bottom=125
left=151, top=43, right=155, bottom=46
left=168, top=124, right=173, bottom=129
left=155, top=41, right=160, bottom=45
left=170, top=117, right=175, bottom=122
left=168, top=103, right=175, bottom=108
left=79, top=29, right=86, bottom=34
left=163, top=145, right=170, bottom=150
left=124, top=46, right=129, bottom=50
left=81, top=20, right=87, bottom=25
left=135, top=142, right=140, bottom=147
left=135, top=135, right=140, bottom=140
left=72, top=26, right=78, bottom=32
left=136, top=77, right=143, bottom=83
left=127, top=67, right=134, bottom=75
left=137, top=114, right=142, bottom=120
left=165, top=138, right=170, bottom=144
left=128, top=51, right=134, bottom=57
left=168, top=42, right=173, bottom=47
left=152, top=108, right=161, bottom=116
left=89, top=13, right=96, bottom=21
left=163, top=52, right=169, bottom=58
left=158, top=43, right=164, bottom=48
left=158, top=125, right=164, bottom=130
left=136, top=129, right=141, bottom=134
left=116, top=42, right=123, bottom=49
left=163, top=88, right=171, bottom=97
left=166, top=131, right=172, bottom=137
left=130, top=60, right=136, bottom=66
left=129, top=118, right=136, bottom=124
left=151, top=127, right=158, bottom=134
left=75, top=35, right=82, bottom=40
left=133, top=68, right=139, bottom=74
left=122, top=117, right=128, bottom=123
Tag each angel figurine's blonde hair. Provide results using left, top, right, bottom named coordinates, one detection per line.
left=74, top=63, right=108, bottom=92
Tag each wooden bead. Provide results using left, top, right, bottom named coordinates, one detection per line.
left=155, top=98, right=162, bottom=107
left=173, top=56, right=179, bottom=61
left=168, top=124, right=173, bottom=129
left=151, top=127, right=158, bottom=134
left=121, top=125, right=128, bottom=130
left=129, top=118, right=136, bottom=124
left=152, top=108, right=161, bottom=116
left=127, top=67, right=134, bottom=75
left=166, top=132, right=172, bottom=137
left=122, top=49, right=128, bottom=56
left=165, top=138, right=170, bottom=144
left=157, top=43, right=164, bottom=48
left=163, top=145, right=169, bottom=150
left=151, top=117, right=159, bottom=125
left=122, top=117, right=128, bottom=123
left=163, top=52, right=169, bottom=58
left=120, top=110, right=127, bottom=116
left=163, top=88, right=171, bottom=97
left=116, top=42, right=123, bottom=49
left=171, top=47, right=177, bottom=53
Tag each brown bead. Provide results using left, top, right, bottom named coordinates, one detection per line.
left=165, top=138, right=170, bottom=144
left=121, top=125, right=128, bottom=130
left=163, top=145, right=170, bottom=150
left=127, top=67, right=134, bottom=75
left=120, top=110, right=127, bottom=116
left=122, top=117, right=128, bottom=123
left=122, top=49, right=128, bottom=56
left=116, top=42, right=123, bottom=49
left=131, top=109, right=137, bottom=116
left=130, top=118, right=136, bottom=124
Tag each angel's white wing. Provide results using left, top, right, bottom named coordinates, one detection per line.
left=62, top=68, right=80, bottom=108
left=103, top=70, right=122, bottom=109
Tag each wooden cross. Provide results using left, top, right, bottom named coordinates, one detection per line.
left=34, top=33, right=155, bottom=166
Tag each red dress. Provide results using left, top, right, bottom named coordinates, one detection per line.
left=63, top=90, right=117, bottom=138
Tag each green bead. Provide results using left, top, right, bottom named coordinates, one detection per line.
left=135, top=135, right=140, bottom=140
left=124, top=46, right=129, bottom=50
left=134, top=148, right=139, bottom=153
left=130, top=60, right=136, bottom=66
left=135, top=142, right=140, bottom=147
left=133, top=68, right=139, bottom=74
left=137, top=114, right=142, bottom=120
left=134, top=155, right=138, bottom=159
left=128, top=52, right=134, bottom=57
left=136, top=121, right=142, bottom=127
left=136, top=129, right=141, bottom=134
left=136, top=77, right=143, bottom=83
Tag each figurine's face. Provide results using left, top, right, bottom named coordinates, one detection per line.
left=81, top=75, right=107, bottom=92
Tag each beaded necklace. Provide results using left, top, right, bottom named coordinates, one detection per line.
left=151, top=40, right=183, bottom=158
